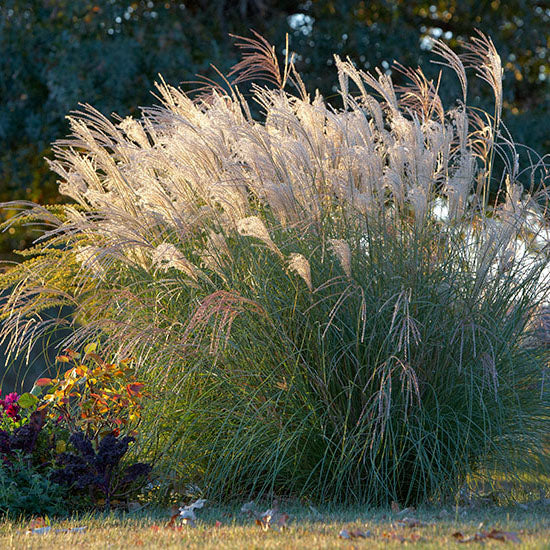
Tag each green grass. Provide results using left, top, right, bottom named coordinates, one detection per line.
left=1, top=503, right=549, bottom=549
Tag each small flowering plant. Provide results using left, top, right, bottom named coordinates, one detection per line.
left=0, top=344, right=152, bottom=514
left=0, top=391, right=21, bottom=424
left=0, top=389, right=43, bottom=431
left=0, top=384, right=66, bottom=467
left=40, top=344, right=146, bottom=445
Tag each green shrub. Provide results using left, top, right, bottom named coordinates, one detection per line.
left=1, top=33, right=549, bottom=505
left=0, top=454, right=71, bottom=517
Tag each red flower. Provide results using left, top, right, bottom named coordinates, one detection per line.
left=5, top=403, right=20, bottom=421
left=4, top=393, right=19, bottom=405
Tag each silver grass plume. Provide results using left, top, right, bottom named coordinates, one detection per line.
left=288, top=253, right=313, bottom=291
left=328, top=239, right=352, bottom=278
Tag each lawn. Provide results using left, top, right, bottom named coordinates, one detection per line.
left=1, top=502, right=549, bottom=549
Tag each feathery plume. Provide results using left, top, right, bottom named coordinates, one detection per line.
left=152, top=243, right=200, bottom=281
left=328, top=239, right=352, bottom=278
left=288, top=253, right=313, bottom=291
left=237, top=216, right=281, bottom=256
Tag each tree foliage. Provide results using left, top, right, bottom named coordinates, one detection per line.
left=1, top=0, right=549, bottom=258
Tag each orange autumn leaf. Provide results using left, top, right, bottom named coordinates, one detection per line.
left=74, top=365, right=88, bottom=377
left=127, top=382, right=145, bottom=396
left=166, top=512, right=180, bottom=528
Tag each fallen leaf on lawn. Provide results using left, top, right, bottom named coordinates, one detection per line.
left=183, top=498, right=207, bottom=511
left=178, top=498, right=207, bottom=527
left=166, top=507, right=193, bottom=530
left=339, top=528, right=372, bottom=539
left=25, top=517, right=55, bottom=535
left=487, top=529, right=521, bottom=543
left=453, top=532, right=486, bottom=543
left=255, top=518, right=268, bottom=531
left=166, top=512, right=180, bottom=529
left=256, top=509, right=274, bottom=531
left=179, top=510, right=197, bottom=527
left=397, top=517, right=429, bottom=528
left=383, top=531, right=422, bottom=543
left=453, top=529, right=520, bottom=544
left=28, top=517, right=48, bottom=530
left=277, top=513, right=290, bottom=529
left=349, top=529, right=371, bottom=538
left=253, top=508, right=290, bottom=532
left=339, top=529, right=351, bottom=539
left=383, top=531, right=406, bottom=543
left=26, top=527, right=51, bottom=535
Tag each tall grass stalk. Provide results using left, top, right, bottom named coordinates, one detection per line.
left=1, top=32, right=549, bottom=504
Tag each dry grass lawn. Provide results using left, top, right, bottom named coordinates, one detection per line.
left=1, top=502, right=549, bottom=549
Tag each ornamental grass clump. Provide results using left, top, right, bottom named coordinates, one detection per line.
left=1, top=32, right=549, bottom=505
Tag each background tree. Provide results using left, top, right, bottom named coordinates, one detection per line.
left=1, top=0, right=549, bottom=258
